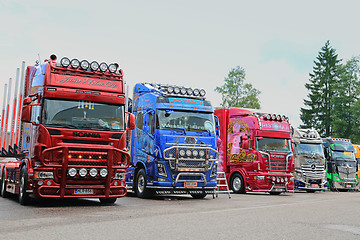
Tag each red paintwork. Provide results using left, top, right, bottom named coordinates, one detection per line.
left=215, top=108, right=294, bottom=193
left=1, top=58, right=132, bottom=201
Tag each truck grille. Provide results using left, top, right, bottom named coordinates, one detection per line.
left=163, top=146, right=217, bottom=171
left=301, top=164, right=326, bottom=179
left=338, top=166, right=357, bottom=181
left=265, top=153, right=291, bottom=172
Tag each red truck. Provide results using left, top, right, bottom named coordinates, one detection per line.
left=215, top=108, right=294, bottom=194
left=0, top=54, right=134, bottom=204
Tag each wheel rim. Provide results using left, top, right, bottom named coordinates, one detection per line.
left=137, top=175, right=145, bottom=194
left=1, top=174, right=5, bottom=195
left=233, top=177, right=242, bottom=191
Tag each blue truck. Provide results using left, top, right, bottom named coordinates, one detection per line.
left=126, top=83, right=219, bottom=198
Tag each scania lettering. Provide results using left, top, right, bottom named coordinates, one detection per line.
left=292, top=128, right=326, bottom=192
left=126, top=83, right=219, bottom=198
left=215, top=109, right=294, bottom=195
left=0, top=55, right=135, bottom=205
left=323, top=138, right=358, bottom=191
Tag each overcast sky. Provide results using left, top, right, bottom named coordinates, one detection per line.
left=1, top=0, right=360, bottom=128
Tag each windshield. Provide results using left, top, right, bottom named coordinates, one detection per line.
left=295, top=143, right=324, bottom=157
left=256, top=137, right=291, bottom=152
left=331, top=150, right=356, bottom=161
left=156, top=109, right=215, bottom=133
left=43, top=99, right=125, bottom=131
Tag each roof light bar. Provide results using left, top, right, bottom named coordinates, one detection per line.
left=99, top=62, right=108, bottom=72
left=108, top=63, right=118, bottom=73
left=58, top=57, right=120, bottom=74
left=70, top=59, right=80, bottom=69
left=80, top=60, right=90, bottom=70
left=90, top=61, right=99, bottom=71
left=60, top=57, right=70, bottom=67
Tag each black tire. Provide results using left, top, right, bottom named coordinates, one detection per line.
left=99, top=198, right=117, bottom=204
left=135, top=168, right=154, bottom=198
left=269, top=192, right=281, bottom=195
left=190, top=192, right=207, bottom=199
left=230, top=173, right=245, bottom=194
left=19, top=166, right=30, bottom=205
left=1, top=169, right=10, bottom=198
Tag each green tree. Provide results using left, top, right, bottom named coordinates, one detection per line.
left=332, top=57, right=360, bottom=141
left=215, top=66, right=261, bottom=109
left=300, top=41, right=342, bottom=137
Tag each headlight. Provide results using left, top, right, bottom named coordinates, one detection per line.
left=276, top=178, right=280, bottom=183
left=99, top=62, right=108, bottom=72
left=79, top=168, right=88, bottom=177
left=68, top=168, right=77, bottom=177
left=114, top=172, right=125, bottom=180
left=199, top=150, right=205, bottom=158
left=280, top=178, right=284, bottom=183
left=100, top=168, right=108, bottom=177
left=210, top=164, right=217, bottom=177
left=34, top=171, right=54, bottom=179
left=80, top=60, right=89, bottom=70
left=179, top=149, right=186, bottom=157
left=272, top=176, right=276, bottom=181
left=180, top=87, right=187, bottom=95
left=157, top=163, right=167, bottom=177
left=187, top=88, right=193, bottom=95
left=199, top=89, right=206, bottom=97
left=71, top=59, right=80, bottom=69
left=192, top=150, right=199, bottom=157
left=108, top=63, right=118, bottom=73
left=89, top=168, right=98, bottom=177
left=186, top=149, right=192, bottom=157
left=60, top=57, right=70, bottom=68
left=285, top=177, right=288, bottom=182
left=90, top=61, right=99, bottom=71
left=193, top=89, right=200, bottom=96
left=167, top=86, right=174, bottom=94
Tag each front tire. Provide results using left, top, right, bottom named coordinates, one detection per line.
left=230, top=173, right=245, bottom=194
left=135, top=168, right=154, bottom=198
left=1, top=169, right=10, bottom=198
left=99, top=198, right=117, bottom=204
left=19, top=166, right=30, bottom=205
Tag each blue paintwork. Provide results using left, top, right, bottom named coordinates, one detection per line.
left=126, top=83, right=218, bottom=193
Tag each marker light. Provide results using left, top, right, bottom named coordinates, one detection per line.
left=68, top=168, right=77, bottom=177
left=199, top=89, right=206, bottom=97
left=71, top=59, right=80, bottom=69
left=100, top=168, right=108, bottom=177
left=180, top=88, right=187, bottom=95
left=80, top=60, right=90, bottom=70
left=174, top=87, right=180, bottom=94
left=193, top=89, right=200, bottom=96
left=108, top=63, right=118, bottom=73
left=90, top=61, right=99, bottom=71
left=60, top=57, right=70, bottom=67
left=99, top=62, right=108, bottom=72
left=79, top=168, right=88, bottom=177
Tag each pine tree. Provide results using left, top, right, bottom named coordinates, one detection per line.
left=300, top=41, right=342, bottom=137
left=215, top=66, right=261, bottom=109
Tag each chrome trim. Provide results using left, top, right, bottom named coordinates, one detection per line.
left=174, top=172, right=207, bottom=185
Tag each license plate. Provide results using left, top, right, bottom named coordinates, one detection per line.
left=184, top=182, right=197, bottom=187
left=346, top=184, right=352, bottom=188
left=74, top=189, right=94, bottom=195
left=273, top=188, right=284, bottom=192
left=311, top=184, right=318, bottom=188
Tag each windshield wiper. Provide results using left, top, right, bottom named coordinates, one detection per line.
left=46, top=123, right=77, bottom=129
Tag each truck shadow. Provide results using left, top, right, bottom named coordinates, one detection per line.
left=125, top=191, right=211, bottom=201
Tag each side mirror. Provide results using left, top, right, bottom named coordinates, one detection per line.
left=242, top=140, right=249, bottom=149
left=21, top=105, right=32, bottom=122
left=23, top=97, right=32, bottom=105
left=214, top=115, right=220, bottom=137
left=31, top=105, right=41, bottom=125
left=127, top=113, right=135, bottom=130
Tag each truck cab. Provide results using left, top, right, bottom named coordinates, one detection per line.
left=126, top=83, right=219, bottom=198
left=292, top=128, right=327, bottom=192
left=215, top=108, right=294, bottom=195
left=323, top=138, right=358, bottom=191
